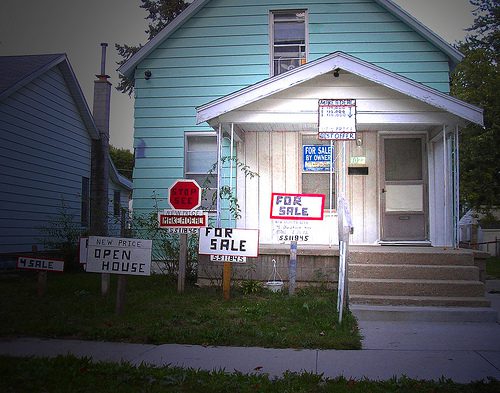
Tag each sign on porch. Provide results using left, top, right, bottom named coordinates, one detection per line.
left=318, top=99, right=356, bottom=140
left=270, top=193, right=325, bottom=220
left=303, top=145, right=333, bottom=171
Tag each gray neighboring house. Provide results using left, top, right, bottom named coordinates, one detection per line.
left=0, top=54, right=132, bottom=260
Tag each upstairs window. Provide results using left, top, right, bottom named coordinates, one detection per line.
left=271, top=10, right=307, bottom=76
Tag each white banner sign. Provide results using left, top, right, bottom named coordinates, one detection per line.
left=270, top=193, right=325, bottom=220
left=318, top=99, right=356, bottom=139
left=86, top=236, right=152, bottom=276
left=17, top=257, right=64, bottom=272
left=199, top=228, right=259, bottom=257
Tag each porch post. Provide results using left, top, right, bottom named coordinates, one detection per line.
left=216, top=123, right=222, bottom=227
left=443, top=125, right=448, bottom=244
left=229, top=123, right=234, bottom=228
left=454, top=125, right=460, bottom=248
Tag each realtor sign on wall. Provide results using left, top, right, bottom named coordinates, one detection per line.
left=318, top=99, right=356, bottom=140
left=303, top=145, right=333, bottom=172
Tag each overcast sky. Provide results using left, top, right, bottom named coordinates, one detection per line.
left=0, top=0, right=476, bottom=151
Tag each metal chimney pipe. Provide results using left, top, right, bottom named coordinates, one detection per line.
left=100, top=43, right=108, bottom=76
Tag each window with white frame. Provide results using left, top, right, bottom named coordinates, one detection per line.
left=185, top=133, right=218, bottom=211
left=270, top=10, right=307, bottom=76
left=301, top=134, right=336, bottom=210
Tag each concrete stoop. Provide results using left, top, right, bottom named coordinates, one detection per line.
left=348, top=248, right=493, bottom=321
left=350, top=304, right=498, bottom=322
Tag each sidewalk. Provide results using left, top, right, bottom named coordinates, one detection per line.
left=1, top=283, right=499, bottom=383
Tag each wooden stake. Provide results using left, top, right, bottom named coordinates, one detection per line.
left=223, top=262, right=231, bottom=300
left=178, top=234, right=187, bottom=293
left=31, top=245, right=47, bottom=297
left=101, top=273, right=110, bottom=297
left=288, top=241, right=297, bottom=295
left=115, top=275, right=127, bottom=315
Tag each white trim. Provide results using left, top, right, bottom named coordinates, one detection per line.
left=197, top=52, right=483, bottom=127
left=117, top=0, right=211, bottom=78
left=118, top=0, right=464, bottom=80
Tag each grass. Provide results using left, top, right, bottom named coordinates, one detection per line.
left=1, top=355, right=499, bottom=393
left=0, top=272, right=360, bottom=350
left=486, top=257, right=500, bottom=279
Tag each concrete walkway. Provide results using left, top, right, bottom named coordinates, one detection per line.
left=1, top=282, right=499, bottom=383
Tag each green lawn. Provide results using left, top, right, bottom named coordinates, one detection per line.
left=1, top=356, right=498, bottom=393
left=0, top=272, right=360, bottom=350
left=486, top=257, right=500, bottom=279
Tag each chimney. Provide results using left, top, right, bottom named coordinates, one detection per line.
left=90, top=43, right=111, bottom=236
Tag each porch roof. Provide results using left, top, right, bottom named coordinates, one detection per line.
left=196, top=52, right=483, bottom=131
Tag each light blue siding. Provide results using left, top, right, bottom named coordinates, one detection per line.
left=132, top=0, right=454, bottom=215
left=0, top=66, right=92, bottom=253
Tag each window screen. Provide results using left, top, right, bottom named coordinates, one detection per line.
left=301, top=135, right=335, bottom=209
left=271, top=10, right=307, bottom=76
left=185, top=134, right=218, bottom=211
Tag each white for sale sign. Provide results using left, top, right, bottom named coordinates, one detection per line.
left=85, top=236, right=152, bottom=276
left=199, top=228, right=259, bottom=258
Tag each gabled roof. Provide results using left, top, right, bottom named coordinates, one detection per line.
left=0, top=54, right=100, bottom=140
left=0, top=54, right=132, bottom=192
left=118, top=0, right=464, bottom=80
left=196, top=51, right=483, bottom=127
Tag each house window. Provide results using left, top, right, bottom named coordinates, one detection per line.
left=185, top=133, right=218, bottom=211
left=270, top=10, right=307, bottom=76
left=81, top=177, right=90, bottom=227
left=301, top=135, right=336, bottom=210
left=113, top=190, right=121, bottom=217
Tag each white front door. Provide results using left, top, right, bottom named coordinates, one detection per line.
left=380, top=135, right=428, bottom=241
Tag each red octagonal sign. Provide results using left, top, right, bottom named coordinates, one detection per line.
left=168, top=179, right=202, bottom=210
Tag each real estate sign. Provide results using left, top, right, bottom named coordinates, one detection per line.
left=318, top=99, right=356, bottom=140
left=270, top=193, right=325, bottom=220
left=17, top=257, right=64, bottom=272
left=85, top=236, right=152, bottom=276
left=199, top=228, right=259, bottom=258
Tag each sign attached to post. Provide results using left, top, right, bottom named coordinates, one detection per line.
left=270, top=193, right=325, bottom=220
left=168, top=179, right=202, bottom=210
left=318, top=99, right=356, bottom=140
left=158, top=209, right=208, bottom=229
left=85, top=236, right=152, bottom=276
left=199, top=228, right=259, bottom=258
left=17, top=256, right=64, bottom=272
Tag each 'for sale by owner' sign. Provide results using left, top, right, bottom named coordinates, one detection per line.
left=85, top=236, right=152, bottom=276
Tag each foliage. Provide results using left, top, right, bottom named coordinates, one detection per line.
left=203, top=156, right=259, bottom=220
left=37, top=198, right=86, bottom=271
left=486, top=256, right=500, bottom=279
left=2, top=356, right=500, bottom=393
left=467, top=0, right=500, bottom=55
left=130, top=192, right=198, bottom=282
left=451, top=0, right=500, bottom=214
left=239, top=279, right=264, bottom=295
left=109, top=145, right=134, bottom=180
left=0, top=273, right=361, bottom=350
left=115, top=0, right=189, bottom=95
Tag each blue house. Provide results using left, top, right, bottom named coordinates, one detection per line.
left=0, top=54, right=132, bottom=257
left=119, top=0, right=492, bottom=311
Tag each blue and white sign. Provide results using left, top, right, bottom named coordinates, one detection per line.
left=303, top=145, right=333, bottom=172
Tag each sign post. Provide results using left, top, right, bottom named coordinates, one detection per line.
left=17, top=245, right=65, bottom=297
left=164, top=179, right=203, bottom=293
left=199, top=227, right=259, bottom=300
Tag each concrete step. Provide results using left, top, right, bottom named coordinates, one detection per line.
left=349, top=264, right=479, bottom=281
left=350, top=304, right=498, bottom=322
left=349, top=278, right=486, bottom=297
left=350, top=249, right=475, bottom=266
left=349, top=294, right=491, bottom=307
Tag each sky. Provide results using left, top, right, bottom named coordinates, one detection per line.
left=0, top=0, right=476, bottom=151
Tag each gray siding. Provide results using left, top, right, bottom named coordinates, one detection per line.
left=0, top=66, right=92, bottom=253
